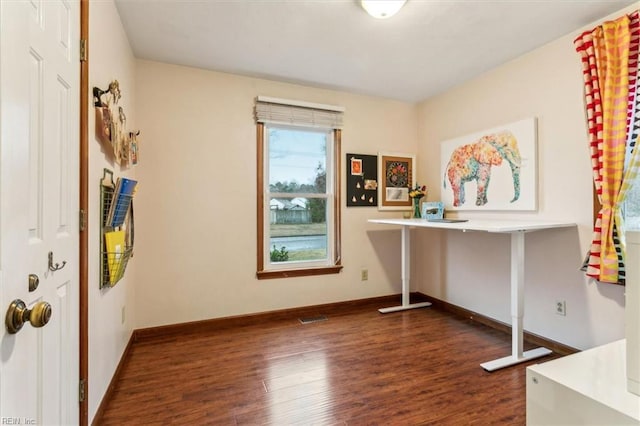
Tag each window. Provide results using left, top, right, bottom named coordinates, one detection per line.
left=624, top=177, right=640, bottom=230
left=255, top=97, right=343, bottom=279
left=625, top=131, right=640, bottom=231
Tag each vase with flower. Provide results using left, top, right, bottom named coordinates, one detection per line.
left=409, top=184, right=427, bottom=218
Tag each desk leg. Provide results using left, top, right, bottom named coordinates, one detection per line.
left=480, top=232, right=552, bottom=371
left=379, top=225, right=432, bottom=314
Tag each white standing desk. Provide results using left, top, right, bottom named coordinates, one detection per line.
left=368, top=218, right=575, bottom=371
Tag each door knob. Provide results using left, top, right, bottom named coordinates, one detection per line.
left=5, top=299, right=52, bottom=334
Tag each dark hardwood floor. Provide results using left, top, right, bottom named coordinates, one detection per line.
left=97, top=299, right=562, bottom=425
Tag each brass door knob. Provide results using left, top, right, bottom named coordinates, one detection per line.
left=5, top=299, right=52, bottom=334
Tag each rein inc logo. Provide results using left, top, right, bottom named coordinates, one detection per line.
left=1, top=418, right=35, bottom=425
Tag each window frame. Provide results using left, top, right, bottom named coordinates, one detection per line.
left=256, top=123, right=342, bottom=279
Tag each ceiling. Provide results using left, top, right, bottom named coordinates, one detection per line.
left=114, top=0, right=636, bottom=103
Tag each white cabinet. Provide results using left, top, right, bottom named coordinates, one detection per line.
left=626, top=231, right=640, bottom=395
left=526, top=340, right=640, bottom=425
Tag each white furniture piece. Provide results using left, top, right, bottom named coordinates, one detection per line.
left=368, top=218, right=575, bottom=371
left=527, top=340, right=640, bottom=425
left=627, top=231, right=640, bottom=396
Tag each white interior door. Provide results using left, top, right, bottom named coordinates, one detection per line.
left=0, top=1, right=80, bottom=424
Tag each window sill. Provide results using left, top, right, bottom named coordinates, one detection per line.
left=256, top=265, right=343, bottom=280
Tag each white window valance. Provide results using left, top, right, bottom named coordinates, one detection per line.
left=255, top=96, right=344, bottom=129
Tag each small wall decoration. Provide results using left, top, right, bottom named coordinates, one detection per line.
left=346, top=153, right=378, bottom=207
left=441, top=117, right=537, bottom=211
left=130, top=130, right=140, bottom=165
left=378, top=152, right=415, bottom=211
left=93, top=80, right=140, bottom=168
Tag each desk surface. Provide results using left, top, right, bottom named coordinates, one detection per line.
left=368, top=218, right=575, bottom=233
left=528, top=339, right=640, bottom=420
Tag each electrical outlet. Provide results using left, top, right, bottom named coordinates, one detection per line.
left=555, top=300, right=566, bottom=316
left=361, top=268, right=368, bottom=281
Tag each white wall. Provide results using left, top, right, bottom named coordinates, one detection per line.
left=133, top=61, right=418, bottom=328
left=412, top=5, right=638, bottom=350
left=88, top=7, right=637, bottom=420
left=88, top=1, right=137, bottom=421
left=131, top=5, right=635, bottom=348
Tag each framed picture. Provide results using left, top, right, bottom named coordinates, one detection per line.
left=422, top=201, right=444, bottom=220
left=378, top=152, right=415, bottom=211
left=346, top=153, right=378, bottom=207
left=441, top=117, right=537, bottom=211
left=350, top=158, right=363, bottom=176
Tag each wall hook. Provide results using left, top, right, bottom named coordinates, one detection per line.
left=48, top=251, right=67, bottom=272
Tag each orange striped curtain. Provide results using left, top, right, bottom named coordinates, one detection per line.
left=575, top=11, right=640, bottom=284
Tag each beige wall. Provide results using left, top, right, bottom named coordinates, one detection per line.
left=88, top=1, right=137, bottom=421
left=133, top=60, right=419, bottom=328
left=132, top=4, right=634, bottom=349
left=412, top=4, right=637, bottom=350
left=88, top=8, right=636, bottom=420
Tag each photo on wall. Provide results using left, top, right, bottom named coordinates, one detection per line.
left=346, top=153, right=378, bottom=207
left=441, top=117, right=537, bottom=211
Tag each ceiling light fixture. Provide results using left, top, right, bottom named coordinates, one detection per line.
left=361, top=0, right=406, bottom=19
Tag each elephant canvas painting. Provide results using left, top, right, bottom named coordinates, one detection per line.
left=441, top=118, right=537, bottom=211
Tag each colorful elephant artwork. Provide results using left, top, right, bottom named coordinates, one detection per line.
left=443, top=131, right=522, bottom=207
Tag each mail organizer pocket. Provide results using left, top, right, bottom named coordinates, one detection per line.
left=100, top=168, right=137, bottom=288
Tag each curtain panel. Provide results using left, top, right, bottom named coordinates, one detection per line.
left=575, top=11, right=640, bottom=284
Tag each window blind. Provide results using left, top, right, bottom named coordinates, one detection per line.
left=255, top=96, right=344, bottom=129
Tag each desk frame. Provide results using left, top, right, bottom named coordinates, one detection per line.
left=369, top=218, right=575, bottom=372
left=377, top=225, right=432, bottom=314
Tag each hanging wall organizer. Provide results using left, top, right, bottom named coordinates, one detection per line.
left=100, top=168, right=137, bottom=288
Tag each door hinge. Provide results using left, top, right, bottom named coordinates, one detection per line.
left=79, top=209, right=86, bottom=232
left=79, top=379, right=86, bottom=402
left=80, top=39, right=87, bottom=62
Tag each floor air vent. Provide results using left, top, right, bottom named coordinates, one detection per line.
left=299, top=315, right=328, bottom=324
